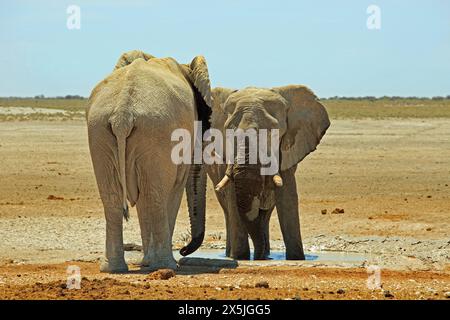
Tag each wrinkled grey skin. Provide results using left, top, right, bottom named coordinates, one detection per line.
left=206, top=86, right=330, bottom=260
left=86, top=50, right=212, bottom=272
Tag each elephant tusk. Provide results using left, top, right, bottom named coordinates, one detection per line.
left=273, top=174, right=283, bottom=187
left=215, top=175, right=230, bottom=192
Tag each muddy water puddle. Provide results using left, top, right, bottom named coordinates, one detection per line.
left=172, top=249, right=367, bottom=265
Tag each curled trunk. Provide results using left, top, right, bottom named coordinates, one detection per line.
left=179, top=163, right=207, bottom=256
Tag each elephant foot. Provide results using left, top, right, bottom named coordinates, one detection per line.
left=140, top=257, right=178, bottom=272
left=254, top=255, right=271, bottom=260
left=253, top=250, right=270, bottom=260
left=286, top=250, right=305, bottom=260
left=100, top=257, right=129, bottom=273
left=230, top=251, right=251, bottom=260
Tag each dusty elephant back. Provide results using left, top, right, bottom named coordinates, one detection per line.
left=86, top=57, right=198, bottom=208
left=86, top=57, right=196, bottom=130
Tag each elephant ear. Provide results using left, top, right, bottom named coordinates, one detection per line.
left=183, top=56, right=213, bottom=131
left=187, top=56, right=212, bottom=106
left=211, top=87, right=237, bottom=129
left=272, top=85, right=330, bottom=171
left=114, top=50, right=154, bottom=70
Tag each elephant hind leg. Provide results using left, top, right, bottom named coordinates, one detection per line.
left=166, top=164, right=190, bottom=236
left=89, top=128, right=128, bottom=273
left=136, top=200, right=176, bottom=271
left=100, top=207, right=128, bottom=273
left=135, top=155, right=178, bottom=271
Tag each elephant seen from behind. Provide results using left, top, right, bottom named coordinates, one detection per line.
left=86, top=50, right=212, bottom=272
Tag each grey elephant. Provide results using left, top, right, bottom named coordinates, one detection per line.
left=86, top=50, right=212, bottom=272
left=205, top=86, right=330, bottom=260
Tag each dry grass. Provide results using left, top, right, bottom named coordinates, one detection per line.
left=322, top=98, right=450, bottom=119
left=0, top=98, right=86, bottom=121
left=0, top=98, right=86, bottom=112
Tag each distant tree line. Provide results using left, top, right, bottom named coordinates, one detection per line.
left=35, top=94, right=86, bottom=99
left=321, top=95, right=450, bottom=101
left=1, top=95, right=449, bottom=101
left=0, top=95, right=87, bottom=99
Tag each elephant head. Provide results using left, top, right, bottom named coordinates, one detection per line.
left=113, top=50, right=155, bottom=70
left=212, top=86, right=330, bottom=259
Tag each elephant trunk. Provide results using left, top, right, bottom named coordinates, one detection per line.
left=233, top=162, right=268, bottom=260
left=179, top=163, right=206, bottom=256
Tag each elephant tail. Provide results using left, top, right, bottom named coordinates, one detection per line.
left=116, top=136, right=129, bottom=221
left=109, top=110, right=135, bottom=221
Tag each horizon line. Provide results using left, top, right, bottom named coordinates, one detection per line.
left=1, top=95, right=450, bottom=100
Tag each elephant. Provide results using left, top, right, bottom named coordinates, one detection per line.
left=86, top=50, right=212, bottom=272
left=205, top=86, right=330, bottom=260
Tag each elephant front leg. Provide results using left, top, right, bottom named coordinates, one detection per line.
left=223, top=207, right=231, bottom=257
left=211, top=172, right=249, bottom=259
left=222, top=200, right=248, bottom=259
left=209, top=166, right=233, bottom=258
left=261, top=207, right=274, bottom=259
left=100, top=207, right=128, bottom=273
left=229, top=220, right=250, bottom=260
left=275, top=166, right=305, bottom=260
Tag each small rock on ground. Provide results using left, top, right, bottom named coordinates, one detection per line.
left=148, top=269, right=176, bottom=280
left=383, top=290, right=394, bottom=298
left=255, top=281, right=269, bottom=288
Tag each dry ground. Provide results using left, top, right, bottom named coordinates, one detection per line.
left=0, top=262, right=448, bottom=300
left=0, top=110, right=449, bottom=299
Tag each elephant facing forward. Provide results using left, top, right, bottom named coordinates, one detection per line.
left=86, top=50, right=212, bottom=272
left=205, top=86, right=330, bottom=260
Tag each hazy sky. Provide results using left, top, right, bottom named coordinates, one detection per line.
left=1, top=0, right=449, bottom=97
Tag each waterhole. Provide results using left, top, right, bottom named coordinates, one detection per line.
left=173, top=249, right=366, bottom=263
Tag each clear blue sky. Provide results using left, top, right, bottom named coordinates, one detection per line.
left=1, top=0, right=449, bottom=97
